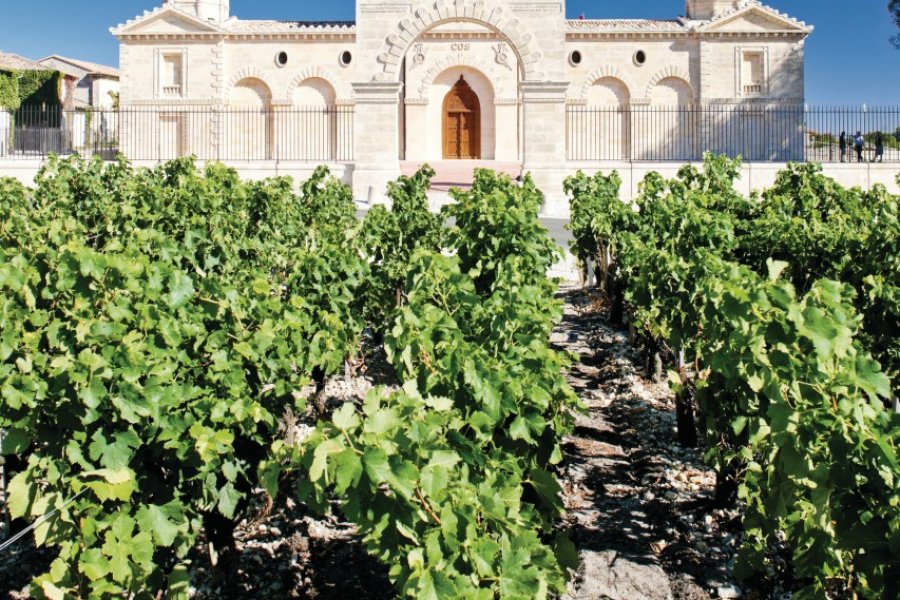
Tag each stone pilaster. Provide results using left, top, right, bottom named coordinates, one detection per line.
left=351, top=81, right=404, bottom=204
left=520, top=80, right=569, bottom=217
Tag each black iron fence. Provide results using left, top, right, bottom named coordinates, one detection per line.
left=0, top=105, right=355, bottom=162
left=2, top=104, right=898, bottom=164
left=565, top=104, right=900, bottom=163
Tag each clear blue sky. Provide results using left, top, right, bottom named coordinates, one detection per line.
left=0, top=1, right=897, bottom=105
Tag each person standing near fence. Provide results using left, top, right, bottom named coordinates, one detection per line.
left=873, top=131, right=885, bottom=163
left=854, top=131, right=865, bottom=162
left=839, top=131, right=847, bottom=162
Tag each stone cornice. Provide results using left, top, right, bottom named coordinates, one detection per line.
left=567, top=30, right=807, bottom=41
left=353, top=81, right=404, bottom=103
left=225, top=33, right=355, bottom=41
left=122, top=99, right=220, bottom=107
left=421, top=32, right=502, bottom=41
left=520, top=80, right=569, bottom=102
left=117, top=32, right=355, bottom=42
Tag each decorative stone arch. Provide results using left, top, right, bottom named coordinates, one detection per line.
left=644, top=66, right=693, bottom=101
left=417, top=55, right=502, bottom=99
left=288, top=66, right=351, bottom=101
left=580, top=66, right=636, bottom=101
left=375, top=0, right=544, bottom=82
left=226, top=66, right=272, bottom=102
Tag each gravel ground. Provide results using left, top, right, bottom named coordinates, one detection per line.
left=1, top=289, right=751, bottom=600
left=556, top=287, right=745, bottom=600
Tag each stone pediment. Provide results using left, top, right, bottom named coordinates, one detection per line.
left=111, top=6, right=223, bottom=37
left=698, top=3, right=812, bottom=34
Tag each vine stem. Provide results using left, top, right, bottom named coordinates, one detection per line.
left=415, top=487, right=442, bottom=526
left=0, top=429, right=7, bottom=540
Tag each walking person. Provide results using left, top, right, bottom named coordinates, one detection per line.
left=839, top=131, right=847, bottom=162
left=853, top=131, right=865, bottom=163
left=873, top=131, right=884, bottom=163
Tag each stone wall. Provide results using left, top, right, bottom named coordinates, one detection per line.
left=565, top=38, right=698, bottom=104
left=698, top=38, right=804, bottom=101
left=1, top=159, right=895, bottom=219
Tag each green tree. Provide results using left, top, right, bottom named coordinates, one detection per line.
left=891, top=0, right=900, bottom=48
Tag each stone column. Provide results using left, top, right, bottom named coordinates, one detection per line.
left=351, top=81, right=403, bottom=204
left=520, top=80, right=569, bottom=217
left=494, top=98, right=520, bottom=161
left=403, top=98, right=428, bottom=161
left=270, top=101, right=292, bottom=162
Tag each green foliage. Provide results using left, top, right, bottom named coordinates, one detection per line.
left=567, top=153, right=900, bottom=598
left=443, top=170, right=559, bottom=294
left=563, top=169, right=625, bottom=270
left=695, top=264, right=897, bottom=599
left=359, top=165, right=444, bottom=331
left=0, top=156, right=365, bottom=597
left=17, top=70, right=60, bottom=106
left=0, top=69, right=61, bottom=109
left=303, top=170, right=580, bottom=598
left=891, top=0, right=900, bottom=48
left=301, top=384, right=571, bottom=600
left=3, top=158, right=579, bottom=600
left=0, top=72, right=19, bottom=110
left=738, top=163, right=900, bottom=392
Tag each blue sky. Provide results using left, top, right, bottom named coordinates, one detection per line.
left=0, top=1, right=897, bottom=105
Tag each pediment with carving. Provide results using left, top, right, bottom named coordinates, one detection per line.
left=112, top=7, right=223, bottom=37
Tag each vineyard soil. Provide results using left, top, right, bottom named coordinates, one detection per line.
left=557, top=288, right=742, bottom=600
left=2, top=287, right=751, bottom=600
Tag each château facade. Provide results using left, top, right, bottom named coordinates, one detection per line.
left=112, top=0, right=812, bottom=206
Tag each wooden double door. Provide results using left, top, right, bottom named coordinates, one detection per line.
left=443, top=75, right=481, bottom=160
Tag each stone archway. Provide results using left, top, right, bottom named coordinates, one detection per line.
left=642, top=73, right=697, bottom=160
left=227, top=77, right=273, bottom=160
left=375, top=0, right=544, bottom=82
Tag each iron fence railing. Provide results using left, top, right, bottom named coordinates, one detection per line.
left=2, top=104, right=898, bottom=164
left=0, top=105, right=356, bottom=162
left=565, top=104, right=900, bottom=163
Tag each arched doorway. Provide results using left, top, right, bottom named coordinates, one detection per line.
left=648, top=77, right=696, bottom=160
left=585, top=77, right=631, bottom=161
left=291, top=77, right=338, bottom=160
left=227, top=77, right=273, bottom=160
left=443, top=76, right=481, bottom=159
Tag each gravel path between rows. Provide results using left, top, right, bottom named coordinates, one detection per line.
left=556, top=287, right=743, bottom=600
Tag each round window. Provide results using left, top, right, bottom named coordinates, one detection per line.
left=339, top=51, right=352, bottom=67
left=634, top=50, right=647, bottom=66
left=569, top=50, right=582, bottom=66
left=276, top=51, right=288, bottom=67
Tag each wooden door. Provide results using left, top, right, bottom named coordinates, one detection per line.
left=443, top=76, right=480, bottom=159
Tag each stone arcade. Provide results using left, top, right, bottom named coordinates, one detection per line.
left=112, top=0, right=812, bottom=213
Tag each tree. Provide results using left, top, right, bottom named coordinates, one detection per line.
left=891, top=0, right=900, bottom=48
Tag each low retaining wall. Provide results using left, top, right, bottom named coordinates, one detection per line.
left=591, top=161, right=900, bottom=200
left=0, top=159, right=355, bottom=188
left=1, top=158, right=896, bottom=219
left=538, top=161, right=900, bottom=217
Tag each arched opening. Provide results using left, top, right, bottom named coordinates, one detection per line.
left=645, top=76, right=697, bottom=160
left=289, top=77, right=340, bottom=161
left=380, top=10, right=537, bottom=83
left=227, top=77, right=273, bottom=160
left=397, top=17, right=523, bottom=164
left=442, top=75, right=482, bottom=160
left=651, top=77, right=693, bottom=106
left=293, top=77, right=336, bottom=106
left=582, top=77, right=631, bottom=160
